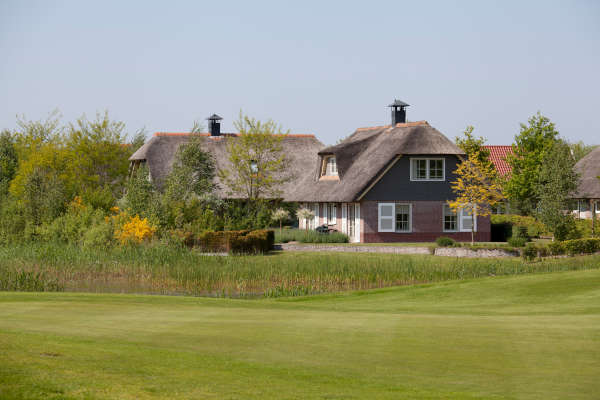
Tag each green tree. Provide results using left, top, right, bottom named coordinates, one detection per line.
left=455, top=125, right=494, bottom=173
left=448, top=150, right=504, bottom=244
left=219, top=112, right=291, bottom=200
left=535, top=140, right=579, bottom=241
left=123, top=164, right=155, bottom=217
left=22, top=167, right=67, bottom=226
left=569, top=141, right=596, bottom=163
left=65, top=111, right=132, bottom=202
left=0, top=130, right=18, bottom=195
left=505, top=112, right=560, bottom=215
left=130, top=128, right=147, bottom=154
left=162, top=136, right=215, bottom=202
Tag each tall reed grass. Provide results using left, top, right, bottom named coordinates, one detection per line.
left=1, top=243, right=599, bottom=298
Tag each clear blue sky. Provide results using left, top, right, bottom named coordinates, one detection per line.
left=1, top=0, right=599, bottom=145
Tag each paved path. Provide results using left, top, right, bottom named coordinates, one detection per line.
left=274, top=243, right=432, bottom=255
left=275, top=243, right=519, bottom=258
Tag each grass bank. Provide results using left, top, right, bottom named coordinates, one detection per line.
left=1, top=243, right=600, bottom=297
left=1, top=269, right=599, bottom=399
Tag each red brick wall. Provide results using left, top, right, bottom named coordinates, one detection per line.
left=361, top=200, right=491, bottom=243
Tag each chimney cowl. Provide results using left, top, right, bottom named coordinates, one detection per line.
left=388, top=99, right=409, bottom=125
left=206, top=113, right=223, bottom=136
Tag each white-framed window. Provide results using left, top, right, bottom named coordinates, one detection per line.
left=378, top=203, right=395, bottom=232
left=596, top=201, right=600, bottom=213
left=322, top=156, right=338, bottom=177
left=444, top=204, right=477, bottom=232
left=395, top=203, right=412, bottom=232
left=410, top=158, right=445, bottom=181
left=443, top=204, right=458, bottom=232
left=378, top=203, right=412, bottom=233
left=326, top=203, right=337, bottom=225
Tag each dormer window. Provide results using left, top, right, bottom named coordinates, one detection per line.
left=322, top=156, right=337, bottom=177
left=410, top=158, right=445, bottom=181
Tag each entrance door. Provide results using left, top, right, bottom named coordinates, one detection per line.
left=353, top=203, right=360, bottom=243
left=348, top=204, right=355, bottom=241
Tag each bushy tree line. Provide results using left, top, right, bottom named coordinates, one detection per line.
left=0, top=110, right=293, bottom=247
left=455, top=112, right=594, bottom=241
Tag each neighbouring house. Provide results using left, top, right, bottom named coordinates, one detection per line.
left=289, top=100, right=491, bottom=243
left=571, top=146, right=600, bottom=219
left=483, top=145, right=513, bottom=214
left=129, top=114, right=324, bottom=200
left=484, top=145, right=513, bottom=177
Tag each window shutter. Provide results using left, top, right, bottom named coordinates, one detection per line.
left=313, top=203, right=319, bottom=229
left=378, top=203, right=395, bottom=232
left=341, top=204, right=347, bottom=233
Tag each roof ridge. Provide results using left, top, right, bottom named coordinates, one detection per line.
left=394, top=120, right=429, bottom=128
left=355, top=125, right=391, bottom=132
left=153, top=132, right=315, bottom=138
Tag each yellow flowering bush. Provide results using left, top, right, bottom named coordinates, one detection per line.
left=114, top=215, right=157, bottom=245
left=109, top=209, right=157, bottom=246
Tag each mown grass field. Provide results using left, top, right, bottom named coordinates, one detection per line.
left=1, top=269, right=599, bottom=399
left=1, top=243, right=600, bottom=297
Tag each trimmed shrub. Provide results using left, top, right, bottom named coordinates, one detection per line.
left=508, top=237, right=527, bottom=248
left=435, top=237, right=455, bottom=247
left=563, top=238, right=600, bottom=256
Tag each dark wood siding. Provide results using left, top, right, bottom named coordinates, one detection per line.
left=362, top=155, right=459, bottom=201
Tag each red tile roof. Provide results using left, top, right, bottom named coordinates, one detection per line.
left=484, top=145, right=513, bottom=176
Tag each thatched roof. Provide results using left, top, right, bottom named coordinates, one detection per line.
left=573, top=146, right=600, bottom=199
left=130, top=132, right=324, bottom=201
left=288, top=121, right=465, bottom=202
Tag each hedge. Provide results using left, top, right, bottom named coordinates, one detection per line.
left=545, top=238, right=600, bottom=256
left=195, top=230, right=274, bottom=254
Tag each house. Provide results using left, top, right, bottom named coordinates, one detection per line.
left=130, top=101, right=492, bottom=243
left=129, top=114, right=324, bottom=201
left=484, top=145, right=513, bottom=177
left=289, top=100, right=491, bottom=243
left=483, top=145, right=513, bottom=214
left=571, top=146, right=600, bottom=219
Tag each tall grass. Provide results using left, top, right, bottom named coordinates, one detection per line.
left=2, top=243, right=600, bottom=298
left=275, top=229, right=349, bottom=243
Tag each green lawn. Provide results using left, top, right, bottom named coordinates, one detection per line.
left=1, top=269, right=599, bottom=399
